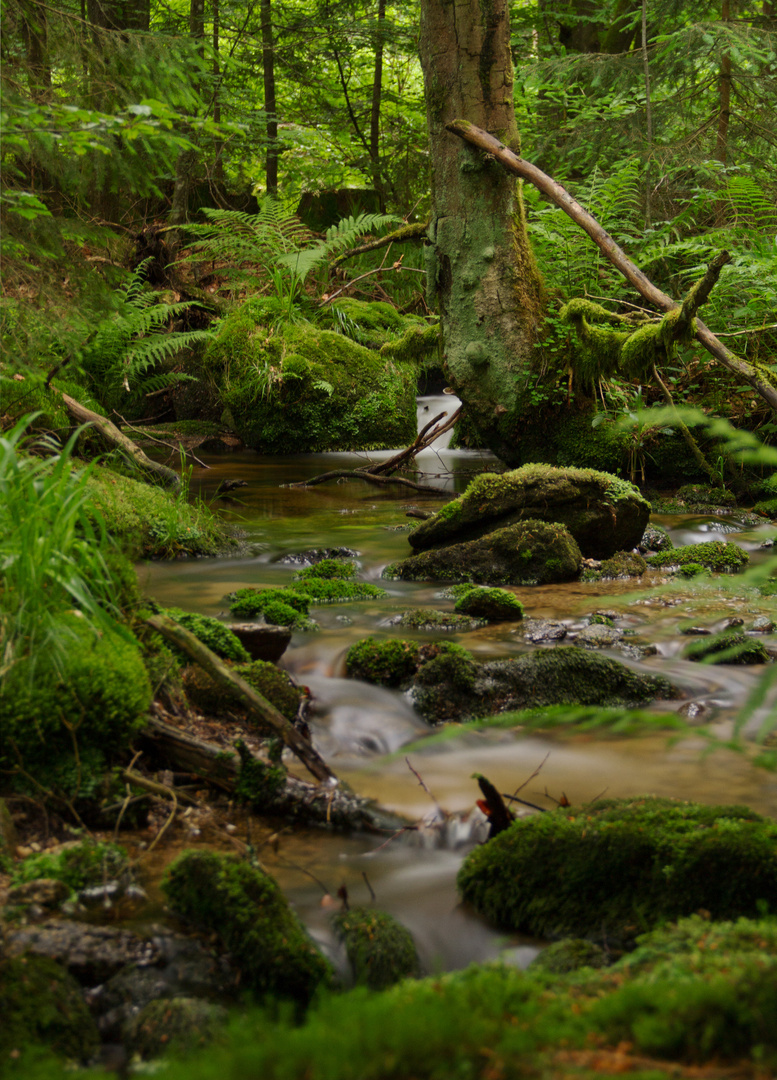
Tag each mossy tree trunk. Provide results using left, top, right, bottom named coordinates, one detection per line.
left=418, top=0, right=546, bottom=464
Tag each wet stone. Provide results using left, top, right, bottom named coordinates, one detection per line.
left=225, top=623, right=292, bottom=662
left=7, top=878, right=70, bottom=911
left=751, top=616, right=776, bottom=633
left=5, top=919, right=160, bottom=985
left=276, top=547, right=359, bottom=566
left=575, top=624, right=623, bottom=649
left=520, top=619, right=568, bottom=643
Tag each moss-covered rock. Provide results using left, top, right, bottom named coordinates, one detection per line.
left=227, top=588, right=318, bottom=630
left=639, top=523, right=673, bottom=552
left=293, top=559, right=357, bottom=581
left=123, top=997, right=229, bottom=1060
left=409, top=645, right=676, bottom=724
left=646, top=540, right=749, bottom=573
left=599, top=551, right=647, bottom=579
left=407, top=465, right=650, bottom=560
left=529, top=939, right=608, bottom=974
left=345, top=638, right=421, bottom=686
left=391, top=608, right=486, bottom=632
left=166, top=608, right=250, bottom=662
left=0, top=954, right=100, bottom=1063
left=11, top=840, right=128, bottom=893
left=203, top=306, right=416, bottom=452
left=183, top=659, right=303, bottom=721
left=453, top=586, right=524, bottom=621
left=0, top=616, right=150, bottom=790
left=683, top=630, right=769, bottom=665
left=385, top=520, right=582, bottom=586
left=458, top=796, right=777, bottom=942
left=333, top=906, right=422, bottom=990
left=675, top=484, right=736, bottom=509
left=162, top=850, right=334, bottom=1006
left=294, top=578, right=388, bottom=604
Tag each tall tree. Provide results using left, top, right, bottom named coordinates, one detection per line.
left=419, top=0, right=545, bottom=463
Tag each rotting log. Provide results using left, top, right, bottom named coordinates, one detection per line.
left=59, top=392, right=181, bottom=489
left=445, top=119, right=777, bottom=413
left=146, top=614, right=337, bottom=785
left=141, top=715, right=409, bottom=833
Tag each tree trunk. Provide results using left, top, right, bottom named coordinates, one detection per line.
left=716, top=0, right=732, bottom=165
left=419, top=0, right=546, bottom=464
left=261, top=0, right=279, bottom=197
left=369, top=0, right=387, bottom=211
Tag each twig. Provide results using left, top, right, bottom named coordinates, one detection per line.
left=501, top=793, right=547, bottom=812
left=145, top=789, right=178, bottom=854
left=362, top=871, right=376, bottom=902
left=113, top=413, right=211, bottom=470
left=113, top=751, right=144, bottom=838
left=286, top=469, right=450, bottom=494
left=368, top=825, right=418, bottom=853
left=511, top=752, right=550, bottom=798
left=406, top=756, right=442, bottom=813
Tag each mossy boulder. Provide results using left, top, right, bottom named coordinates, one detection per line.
left=294, top=578, right=388, bottom=604
left=11, top=840, right=128, bottom=893
left=598, top=552, right=647, bottom=579
left=203, top=305, right=416, bottom=452
left=0, top=617, right=150, bottom=790
left=385, top=520, right=582, bottom=586
left=123, top=997, right=229, bottom=1059
left=391, top=608, right=486, bottom=632
left=458, top=796, right=777, bottom=943
left=323, top=299, right=427, bottom=352
left=0, top=954, right=100, bottom=1063
left=407, top=465, right=650, bottom=560
left=162, top=850, right=334, bottom=1006
left=409, top=645, right=676, bottom=724
left=639, top=523, right=673, bottom=553
left=683, top=630, right=769, bottom=666
left=293, top=559, right=357, bottom=581
left=333, top=906, right=422, bottom=990
left=345, top=638, right=422, bottom=686
left=646, top=540, right=749, bottom=573
left=227, top=587, right=318, bottom=630
left=453, top=586, right=524, bottom=621
left=183, top=659, right=303, bottom=721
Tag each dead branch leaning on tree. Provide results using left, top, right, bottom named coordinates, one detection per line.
left=445, top=119, right=777, bottom=414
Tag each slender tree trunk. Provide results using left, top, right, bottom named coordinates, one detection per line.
left=419, top=0, right=546, bottom=463
left=212, top=0, right=224, bottom=183
left=716, top=0, right=732, bottom=164
left=369, top=0, right=387, bottom=211
left=20, top=0, right=51, bottom=99
left=641, top=0, right=653, bottom=228
left=169, top=0, right=205, bottom=231
left=261, top=0, right=278, bottom=197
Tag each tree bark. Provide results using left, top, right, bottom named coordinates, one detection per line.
left=419, top=0, right=546, bottom=464
left=445, top=120, right=777, bottom=413
left=261, top=0, right=279, bottom=197
left=369, top=0, right=387, bottom=210
left=716, top=0, right=732, bottom=165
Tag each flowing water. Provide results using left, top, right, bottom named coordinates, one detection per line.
left=138, top=406, right=777, bottom=971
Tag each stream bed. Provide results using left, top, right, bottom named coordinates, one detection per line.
left=137, top=415, right=777, bottom=972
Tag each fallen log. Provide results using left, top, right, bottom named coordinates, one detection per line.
left=145, top=613, right=336, bottom=784
left=445, top=119, right=777, bottom=413
left=141, top=714, right=409, bottom=834
left=59, top=392, right=181, bottom=489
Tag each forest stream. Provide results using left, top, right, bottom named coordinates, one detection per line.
left=136, top=396, right=777, bottom=976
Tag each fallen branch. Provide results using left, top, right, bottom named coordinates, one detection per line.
left=141, top=713, right=409, bottom=833
left=113, top=412, right=211, bottom=470
left=145, top=613, right=336, bottom=784
left=58, top=391, right=181, bottom=489
left=332, top=220, right=429, bottom=265
left=445, top=120, right=777, bottom=412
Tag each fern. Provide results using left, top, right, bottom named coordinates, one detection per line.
left=81, top=261, right=212, bottom=415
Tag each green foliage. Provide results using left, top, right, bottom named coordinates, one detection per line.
left=345, top=638, right=421, bottom=686
left=293, top=578, right=389, bottom=604
left=529, top=939, right=608, bottom=975
left=162, top=850, right=334, bottom=1006
left=0, top=416, right=134, bottom=683
left=80, top=261, right=209, bottom=416
left=683, top=630, right=769, bottom=666
left=293, top=559, right=358, bottom=581
left=333, top=907, right=422, bottom=990
left=227, top=587, right=316, bottom=630
left=234, top=740, right=288, bottom=810
left=11, top=840, right=128, bottom=892
left=458, top=796, right=777, bottom=941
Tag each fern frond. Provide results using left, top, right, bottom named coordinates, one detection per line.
left=125, top=329, right=212, bottom=375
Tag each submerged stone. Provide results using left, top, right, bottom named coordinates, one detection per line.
left=458, top=796, right=777, bottom=943
left=333, top=906, right=422, bottom=990
left=683, top=630, right=769, bottom=666
left=407, top=464, right=650, bottom=559
left=385, top=520, right=582, bottom=586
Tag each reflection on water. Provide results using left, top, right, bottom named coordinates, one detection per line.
left=136, top=447, right=777, bottom=966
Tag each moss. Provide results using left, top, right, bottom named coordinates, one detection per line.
left=646, top=541, right=749, bottom=573
left=458, top=796, right=777, bottom=942
left=162, top=850, right=334, bottom=1006
left=234, top=740, right=287, bottom=809
left=227, top=588, right=317, bottom=630
left=392, top=607, right=485, bottom=631
left=453, top=586, right=524, bottom=621
left=0, top=616, right=150, bottom=790
left=387, top=520, right=582, bottom=586
left=124, top=997, right=229, bottom=1060
left=204, top=310, right=416, bottom=453
left=414, top=642, right=478, bottom=692
left=529, top=939, right=608, bottom=975
left=590, top=613, right=614, bottom=627
left=639, top=523, right=673, bottom=552
left=183, top=659, right=302, bottom=721
left=0, top=373, right=106, bottom=434
left=345, top=638, right=421, bottom=686
left=333, top=906, right=422, bottom=990
left=11, top=840, right=128, bottom=892
left=293, top=559, right=357, bottom=581
left=407, top=464, right=650, bottom=560
left=598, top=551, right=647, bottom=579
left=676, top=483, right=736, bottom=508
left=166, top=608, right=250, bottom=662
left=0, top=956, right=100, bottom=1063
left=380, top=322, right=440, bottom=363
left=86, top=463, right=234, bottom=560
left=294, top=578, right=388, bottom=604
left=678, top=561, right=707, bottom=578
left=683, top=630, right=769, bottom=665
